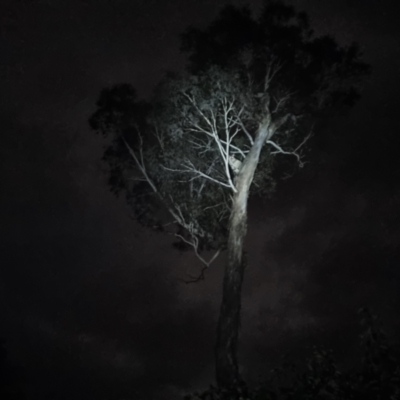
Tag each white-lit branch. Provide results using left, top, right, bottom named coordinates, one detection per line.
left=271, top=92, right=292, bottom=114
left=180, top=91, right=245, bottom=191
left=267, top=132, right=311, bottom=167
left=122, top=134, right=158, bottom=193
left=123, top=135, right=212, bottom=243
left=171, top=199, right=221, bottom=270
left=264, top=59, right=283, bottom=92
left=175, top=233, right=221, bottom=268
left=161, top=161, right=236, bottom=191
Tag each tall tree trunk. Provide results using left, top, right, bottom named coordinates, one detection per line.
left=215, top=118, right=276, bottom=389
left=215, top=189, right=248, bottom=387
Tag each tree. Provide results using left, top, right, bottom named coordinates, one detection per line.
left=89, top=0, right=370, bottom=391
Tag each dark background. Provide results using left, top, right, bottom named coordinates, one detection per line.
left=1, top=0, right=399, bottom=399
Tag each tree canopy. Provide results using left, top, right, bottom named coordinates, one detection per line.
left=89, top=1, right=369, bottom=261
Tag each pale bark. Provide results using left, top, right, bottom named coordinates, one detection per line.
left=215, top=117, right=277, bottom=388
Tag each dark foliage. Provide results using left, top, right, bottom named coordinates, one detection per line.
left=181, top=0, right=370, bottom=113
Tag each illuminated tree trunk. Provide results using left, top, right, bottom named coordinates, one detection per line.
left=215, top=190, right=248, bottom=387
left=215, top=120, right=275, bottom=388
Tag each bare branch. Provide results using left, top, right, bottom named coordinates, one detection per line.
left=161, top=161, right=236, bottom=191
left=181, top=91, right=215, bottom=130
left=153, top=124, right=165, bottom=151
left=267, top=131, right=311, bottom=167
left=264, top=58, right=284, bottom=92
left=122, top=134, right=158, bottom=193
left=176, top=233, right=221, bottom=267
left=123, top=135, right=215, bottom=245
left=294, top=131, right=313, bottom=153
left=271, top=91, right=292, bottom=114
left=180, top=89, right=248, bottom=190
left=234, top=115, right=254, bottom=146
left=180, top=267, right=208, bottom=283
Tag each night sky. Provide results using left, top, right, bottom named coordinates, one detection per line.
left=1, top=0, right=400, bottom=399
